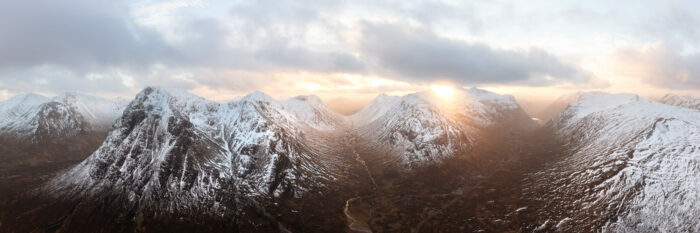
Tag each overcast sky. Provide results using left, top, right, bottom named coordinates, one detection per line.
left=1, top=0, right=699, bottom=113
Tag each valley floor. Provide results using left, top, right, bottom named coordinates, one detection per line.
left=0, top=127, right=575, bottom=233
left=337, top=126, right=566, bottom=233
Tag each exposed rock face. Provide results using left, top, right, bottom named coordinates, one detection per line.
left=352, top=88, right=535, bottom=169
left=527, top=92, right=700, bottom=232
left=0, top=92, right=128, bottom=169
left=17, top=88, right=700, bottom=232
left=46, top=87, right=349, bottom=219
left=26, top=87, right=688, bottom=232
left=0, top=92, right=126, bottom=143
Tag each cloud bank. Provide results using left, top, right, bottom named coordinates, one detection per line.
left=359, top=23, right=593, bottom=86
left=0, top=0, right=698, bottom=99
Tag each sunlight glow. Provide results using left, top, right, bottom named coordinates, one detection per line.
left=431, top=84, right=456, bottom=99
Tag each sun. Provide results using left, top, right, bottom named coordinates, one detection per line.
left=431, top=84, right=456, bottom=99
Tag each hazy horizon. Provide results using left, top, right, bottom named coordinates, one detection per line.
left=0, top=85, right=691, bottom=117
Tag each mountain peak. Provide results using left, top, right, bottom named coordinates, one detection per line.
left=0, top=91, right=126, bottom=142
left=351, top=93, right=401, bottom=123
left=282, top=94, right=345, bottom=130
left=137, top=86, right=197, bottom=99
left=132, top=87, right=207, bottom=108
left=240, top=90, right=275, bottom=103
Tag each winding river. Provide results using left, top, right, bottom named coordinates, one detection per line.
left=343, top=135, right=377, bottom=233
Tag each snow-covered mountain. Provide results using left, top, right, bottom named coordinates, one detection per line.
left=528, top=92, right=700, bottom=232
left=281, top=95, right=347, bottom=130
left=351, top=93, right=402, bottom=124
left=352, top=87, right=534, bottom=169
left=8, top=87, right=700, bottom=232
left=46, top=87, right=348, bottom=217
left=656, top=93, right=700, bottom=110
left=534, top=91, right=593, bottom=123
left=0, top=92, right=127, bottom=142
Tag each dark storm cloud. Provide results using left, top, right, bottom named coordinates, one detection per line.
left=172, top=18, right=366, bottom=73
left=0, top=0, right=365, bottom=94
left=359, top=23, right=592, bottom=86
left=1, top=0, right=621, bottom=97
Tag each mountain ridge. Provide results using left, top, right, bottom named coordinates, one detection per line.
left=526, top=92, right=700, bottom=232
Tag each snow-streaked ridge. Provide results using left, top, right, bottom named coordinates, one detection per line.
left=534, top=92, right=700, bottom=232
left=353, top=87, right=531, bottom=169
left=0, top=92, right=127, bottom=141
left=282, top=94, right=347, bottom=130
left=44, top=86, right=533, bottom=217
left=46, top=87, right=346, bottom=215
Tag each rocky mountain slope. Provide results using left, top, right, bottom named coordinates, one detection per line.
left=281, top=95, right=347, bottom=130
left=526, top=92, right=700, bottom=232
left=10, top=87, right=535, bottom=232
left=41, top=87, right=357, bottom=232
left=656, top=93, right=700, bottom=110
left=534, top=91, right=595, bottom=124
left=20, top=87, right=700, bottom=232
left=0, top=92, right=128, bottom=168
left=0, top=92, right=127, bottom=143
left=0, top=92, right=129, bottom=232
left=352, top=87, right=535, bottom=169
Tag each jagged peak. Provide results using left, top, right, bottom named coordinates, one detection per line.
left=401, top=92, right=433, bottom=106
left=240, top=90, right=276, bottom=103
left=354, top=87, right=522, bottom=123
left=118, top=87, right=214, bottom=122
left=132, top=87, right=205, bottom=104
left=351, top=93, right=401, bottom=120
left=408, top=87, right=519, bottom=110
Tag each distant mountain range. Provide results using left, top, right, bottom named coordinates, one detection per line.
left=0, top=92, right=127, bottom=171
left=0, top=92, right=127, bottom=143
left=1, top=88, right=698, bottom=232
